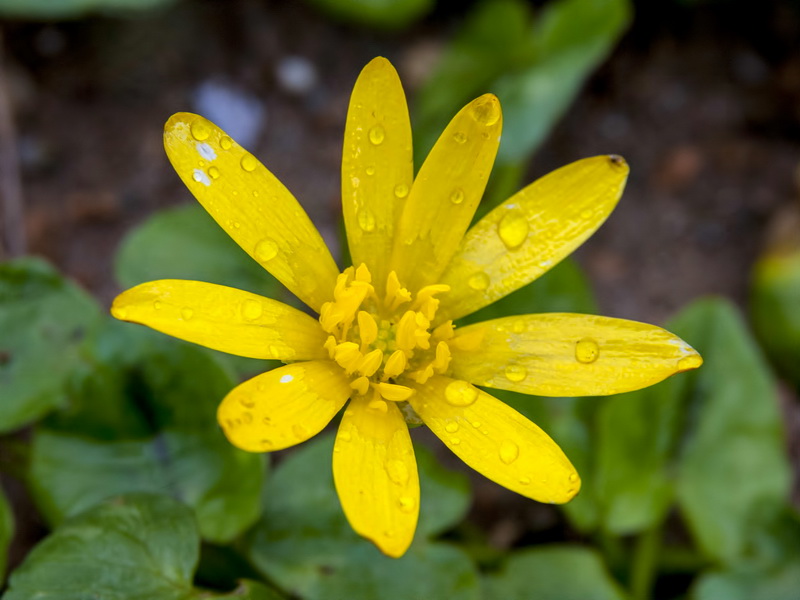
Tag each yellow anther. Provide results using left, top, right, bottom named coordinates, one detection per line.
left=357, top=311, right=378, bottom=347
left=432, top=320, right=455, bottom=341
left=377, top=382, right=414, bottom=401
left=385, top=271, right=412, bottom=312
left=383, top=350, right=407, bottom=379
left=412, top=284, right=450, bottom=320
left=351, top=376, right=370, bottom=395
left=323, top=335, right=338, bottom=358
left=359, top=348, right=384, bottom=377
left=397, top=311, right=423, bottom=351
left=407, top=364, right=434, bottom=384
left=451, top=328, right=485, bottom=352
left=333, top=342, right=363, bottom=374
left=433, top=341, right=451, bottom=373
left=355, top=263, right=372, bottom=283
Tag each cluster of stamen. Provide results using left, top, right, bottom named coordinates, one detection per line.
left=319, top=264, right=454, bottom=407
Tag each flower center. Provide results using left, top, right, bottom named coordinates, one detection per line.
left=318, top=264, right=454, bottom=405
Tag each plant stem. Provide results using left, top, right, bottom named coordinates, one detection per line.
left=630, top=524, right=662, bottom=600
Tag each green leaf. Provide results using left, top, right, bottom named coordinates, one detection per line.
left=672, top=298, right=791, bottom=564
left=115, top=204, right=282, bottom=298
left=693, top=562, right=800, bottom=600
left=0, top=257, right=102, bottom=432
left=245, top=434, right=478, bottom=600
left=415, top=0, right=630, bottom=166
left=4, top=493, right=285, bottom=600
left=482, top=545, right=628, bottom=600
left=750, top=248, right=800, bottom=387
left=0, top=485, right=13, bottom=585
left=28, top=321, right=266, bottom=544
left=301, top=0, right=432, bottom=30
left=0, top=0, right=176, bottom=18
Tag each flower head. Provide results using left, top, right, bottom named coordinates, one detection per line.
left=112, top=57, right=702, bottom=557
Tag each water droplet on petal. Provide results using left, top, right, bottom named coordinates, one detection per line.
left=569, top=473, right=579, bottom=483
left=365, top=165, right=375, bottom=176
left=453, top=131, right=467, bottom=144
left=468, top=272, right=490, bottom=291
left=450, top=188, right=465, bottom=204
left=220, top=136, right=233, bottom=150
left=254, top=238, right=279, bottom=261
left=445, top=380, right=478, bottom=407
left=387, top=459, right=409, bottom=485
left=394, top=183, right=409, bottom=198
left=581, top=208, right=593, bottom=220
left=471, top=95, right=501, bottom=126
left=190, top=120, right=211, bottom=141
left=208, top=166, right=220, bottom=179
left=519, top=476, right=531, bottom=485
left=575, top=338, right=600, bottom=364
left=368, top=399, right=388, bottom=413
left=181, top=307, right=194, bottom=320
left=339, top=431, right=352, bottom=442
left=153, top=300, right=161, bottom=310
left=239, top=395, right=255, bottom=408
left=450, top=437, right=461, bottom=446
left=504, top=365, right=527, bottom=383
left=499, top=440, right=519, bottom=464
left=242, top=412, right=253, bottom=424
left=242, top=299, right=263, bottom=321
left=399, top=496, right=416, bottom=513
left=240, top=153, right=258, bottom=172
left=497, top=209, right=529, bottom=249
left=512, top=320, right=526, bottom=333
left=471, top=421, right=481, bottom=428
left=292, top=424, right=308, bottom=439
left=357, top=208, right=376, bottom=232
left=279, top=374, right=294, bottom=384
left=368, top=125, right=385, bottom=145
left=445, top=422, right=459, bottom=434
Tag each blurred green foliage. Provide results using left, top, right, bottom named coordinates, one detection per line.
left=0, top=0, right=175, bottom=18
left=0, top=487, right=11, bottom=586
left=3, top=494, right=284, bottom=599
left=302, top=0, right=433, bottom=30
left=415, top=0, right=631, bottom=168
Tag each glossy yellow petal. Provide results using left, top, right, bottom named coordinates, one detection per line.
left=333, top=395, right=419, bottom=558
left=438, top=156, right=629, bottom=321
left=390, top=95, right=502, bottom=293
left=408, top=377, right=577, bottom=503
left=342, top=57, right=413, bottom=294
left=112, top=280, right=328, bottom=361
left=163, top=113, right=338, bottom=312
left=218, top=361, right=351, bottom=452
left=449, top=314, right=703, bottom=397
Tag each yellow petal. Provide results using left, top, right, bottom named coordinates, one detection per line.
left=448, top=313, right=703, bottom=397
left=342, top=57, right=413, bottom=295
left=438, top=156, right=629, bottom=321
left=408, top=376, right=578, bottom=503
left=333, top=395, right=419, bottom=558
left=218, top=361, right=351, bottom=452
left=112, top=280, right=328, bottom=361
left=163, top=113, right=339, bottom=312
left=390, top=95, right=502, bottom=293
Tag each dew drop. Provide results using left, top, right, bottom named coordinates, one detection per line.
left=153, top=300, right=161, bottom=310
left=575, top=338, right=600, bottom=364
left=444, top=380, right=478, bottom=407
left=365, top=165, right=376, bottom=176
left=504, top=365, right=527, bottom=383
left=512, top=320, right=526, bottom=333
left=357, top=208, right=376, bottom=232
left=450, top=437, right=461, bottom=446
left=677, top=355, right=702, bottom=371
left=260, top=439, right=273, bottom=449
left=181, top=307, right=194, bottom=320
left=220, top=136, right=233, bottom=150
left=254, top=238, right=279, bottom=261
left=192, top=169, right=211, bottom=186
left=449, top=188, right=465, bottom=205
left=499, top=440, right=519, bottom=465
left=239, top=395, right=255, bottom=408
left=292, top=424, right=308, bottom=439
left=208, top=166, right=220, bottom=179
left=398, top=496, right=416, bottom=513
left=445, top=422, right=459, bottom=434
left=279, top=374, right=294, bottom=384
left=468, top=272, right=490, bottom=291
left=242, top=412, right=253, bottom=424
left=368, top=125, right=385, bottom=145
left=394, top=183, right=409, bottom=198
left=471, top=96, right=501, bottom=126
left=580, top=208, right=593, bottom=220
left=262, top=416, right=272, bottom=425
left=608, top=154, right=627, bottom=169
left=240, top=153, right=258, bottom=172
left=387, top=460, right=409, bottom=485
left=497, top=209, right=529, bottom=249
left=190, top=120, right=211, bottom=141
left=471, top=421, right=481, bottom=428
left=569, top=473, right=579, bottom=483
left=453, top=131, right=467, bottom=144
left=242, top=299, right=263, bottom=321
left=519, top=476, right=531, bottom=486
left=339, top=431, right=352, bottom=442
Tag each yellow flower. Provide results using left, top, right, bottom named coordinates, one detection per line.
left=112, top=57, right=702, bottom=558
